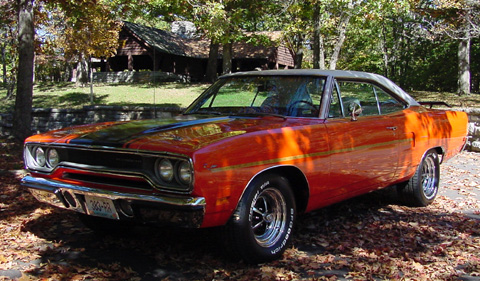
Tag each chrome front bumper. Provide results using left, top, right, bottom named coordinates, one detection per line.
left=21, top=175, right=206, bottom=228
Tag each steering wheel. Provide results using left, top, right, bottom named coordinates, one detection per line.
left=287, top=100, right=318, bottom=117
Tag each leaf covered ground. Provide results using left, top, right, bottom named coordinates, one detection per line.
left=0, top=139, right=479, bottom=281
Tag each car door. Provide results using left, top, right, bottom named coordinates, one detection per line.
left=324, top=79, right=405, bottom=196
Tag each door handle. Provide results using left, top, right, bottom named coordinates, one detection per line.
left=386, top=126, right=397, bottom=130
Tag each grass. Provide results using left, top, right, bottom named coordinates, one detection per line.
left=0, top=82, right=479, bottom=113
left=409, top=90, right=480, bottom=108
left=0, top=82, right=209, bottom=112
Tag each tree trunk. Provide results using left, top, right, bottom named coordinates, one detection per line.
left=1, top=41, right=6, bottom=86
left=1, top=41, right=15, bottom=100
left=319, top=36, right=326, bottom=69
left=204, top=39, right=219, bottom=82
left=222, top=42, right=232, bottom=75
left=294, top=47, right=303, bottom=69
left=89, top=55, right=94, bottom=104
left=329, top=12, right=351, bottom=70
left=293, top=34, right=304, bottom=69
left=12, top=0, right=34, bottom=141
left=76, top=55, right=88, bottom=87
left=65, top=63, right=73, bottom=82
left=312, top=5, right=321, bottom=69
left=458, top=37, right=471, bottom=95
left=380, top=22, right=389, bottom=77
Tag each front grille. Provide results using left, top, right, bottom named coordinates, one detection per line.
left=25, top=144, right=193, bottom=194
left=56, top=147, right=155, bottom=190
left=65, top=149, right=146, bottom=169
left=63, top=172, right=153, bottom=190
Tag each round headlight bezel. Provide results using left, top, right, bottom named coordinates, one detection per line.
left=34, top=147, right=46, bottom=167
left=154, top=157, right=194, bottom=190
left=47, top=148, right=60, bottom=168
left=156, top=158, right=174, bottom=182
left=176, top=161, right=193, bottom=185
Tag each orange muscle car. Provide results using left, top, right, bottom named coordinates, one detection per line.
left=21, top=70, right=468, bottom=263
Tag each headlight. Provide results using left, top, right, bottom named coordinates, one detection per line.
left=25, top=145, right=62, bottom=171
left=47, top=148, right=59, bottom=167
left=177, top=161, right=192, bottom=185
left=34, top=147, right=46, bottom=167
left=156, top=158, right=174, bottom=182
left=154, top=157, right=193, bottom=190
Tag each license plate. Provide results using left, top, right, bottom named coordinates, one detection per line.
left=84, top=195, right=119, bottom=220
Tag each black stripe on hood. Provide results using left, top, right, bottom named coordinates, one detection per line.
left=68, top=116, right=231, bottom=147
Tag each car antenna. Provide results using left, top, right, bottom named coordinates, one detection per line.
left=153, top=47, right=157, bottom=117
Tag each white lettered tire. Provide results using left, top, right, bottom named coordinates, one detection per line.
left=224, top=173, right=296, bottom=264
left=398, top=150, right=440, bottom=207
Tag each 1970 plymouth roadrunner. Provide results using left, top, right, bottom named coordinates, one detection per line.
left=21, top=70, right=468, bottom=263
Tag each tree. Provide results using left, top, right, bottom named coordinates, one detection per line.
left=0, top=0, right=17, bottom=100
left=42, top=0, right=123, bottom=101
left=338, top=0, right=418, bottom=87
left=327, top=0, right=357, bottom=70
left=191, top=0, right=280, bottom=76
left=13, top=0, right=34, bottom=141
left=281, top=0, right=369, bottom=70
left=9, top=0, right=131, bottom=140
left=418, top=0, right=480, bottom=95
left=279, top=0, right=311, bottom=69
left=191, top=0, right=238, bottom=75
left=205, top=39, right=219, bottom=82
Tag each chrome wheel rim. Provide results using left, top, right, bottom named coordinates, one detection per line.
left=250, top=187, right=287, bottom=248
left=421, top=155, right=438, bottom=200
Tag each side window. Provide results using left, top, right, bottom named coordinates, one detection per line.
left=374, top=86, right=405, bottom=114
left=328, top=83, right=342, bottom=118
left=332, top=80, right=406, bottom=118
left=337, top=81, right=379, bottom=116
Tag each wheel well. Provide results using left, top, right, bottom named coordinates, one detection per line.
left=431, top=147, right=445, bottom=163
left=261, top=166, right=310, bottom=214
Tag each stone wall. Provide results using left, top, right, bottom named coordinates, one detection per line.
left=0, top=106, right=183, bottom=136
left=92, top=71, right=189, bottom=84
left=1, top=107, right=480, bottom=153
left=465, top=108, right=480, bottom=152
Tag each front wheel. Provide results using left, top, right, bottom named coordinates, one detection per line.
left=397, top=150, right=440, bottom=207
left=224, top=174, right=296, bottom=264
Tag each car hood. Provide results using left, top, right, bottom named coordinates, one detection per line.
left=27, top=115, right=293, bottom=154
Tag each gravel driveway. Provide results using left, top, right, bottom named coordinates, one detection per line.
left=439, top=151, right=480, bottom=219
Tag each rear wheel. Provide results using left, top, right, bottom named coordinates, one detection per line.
left=224, top=174, right=296, bottom=264
left=398, top=150, right=440, bottom=207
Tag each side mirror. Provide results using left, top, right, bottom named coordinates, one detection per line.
left=350, top=103, right=362, bottom=121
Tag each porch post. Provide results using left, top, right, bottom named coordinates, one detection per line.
left=128, top=54, right=133, bottom=71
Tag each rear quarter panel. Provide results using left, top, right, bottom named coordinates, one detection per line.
left=396, top=106, right=468, bottom=180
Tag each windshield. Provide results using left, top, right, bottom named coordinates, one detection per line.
left=185, top=75, right=326, bottom=118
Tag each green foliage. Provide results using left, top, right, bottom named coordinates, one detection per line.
left=42, top=0, right=123, bottom=60
left=1, top=0, right=478, bottom=96
left=0, top=0, right=18, bottom=95
left=472, top=38, right=480, bottom=93
left=191, top=0, right=280, bottom=44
